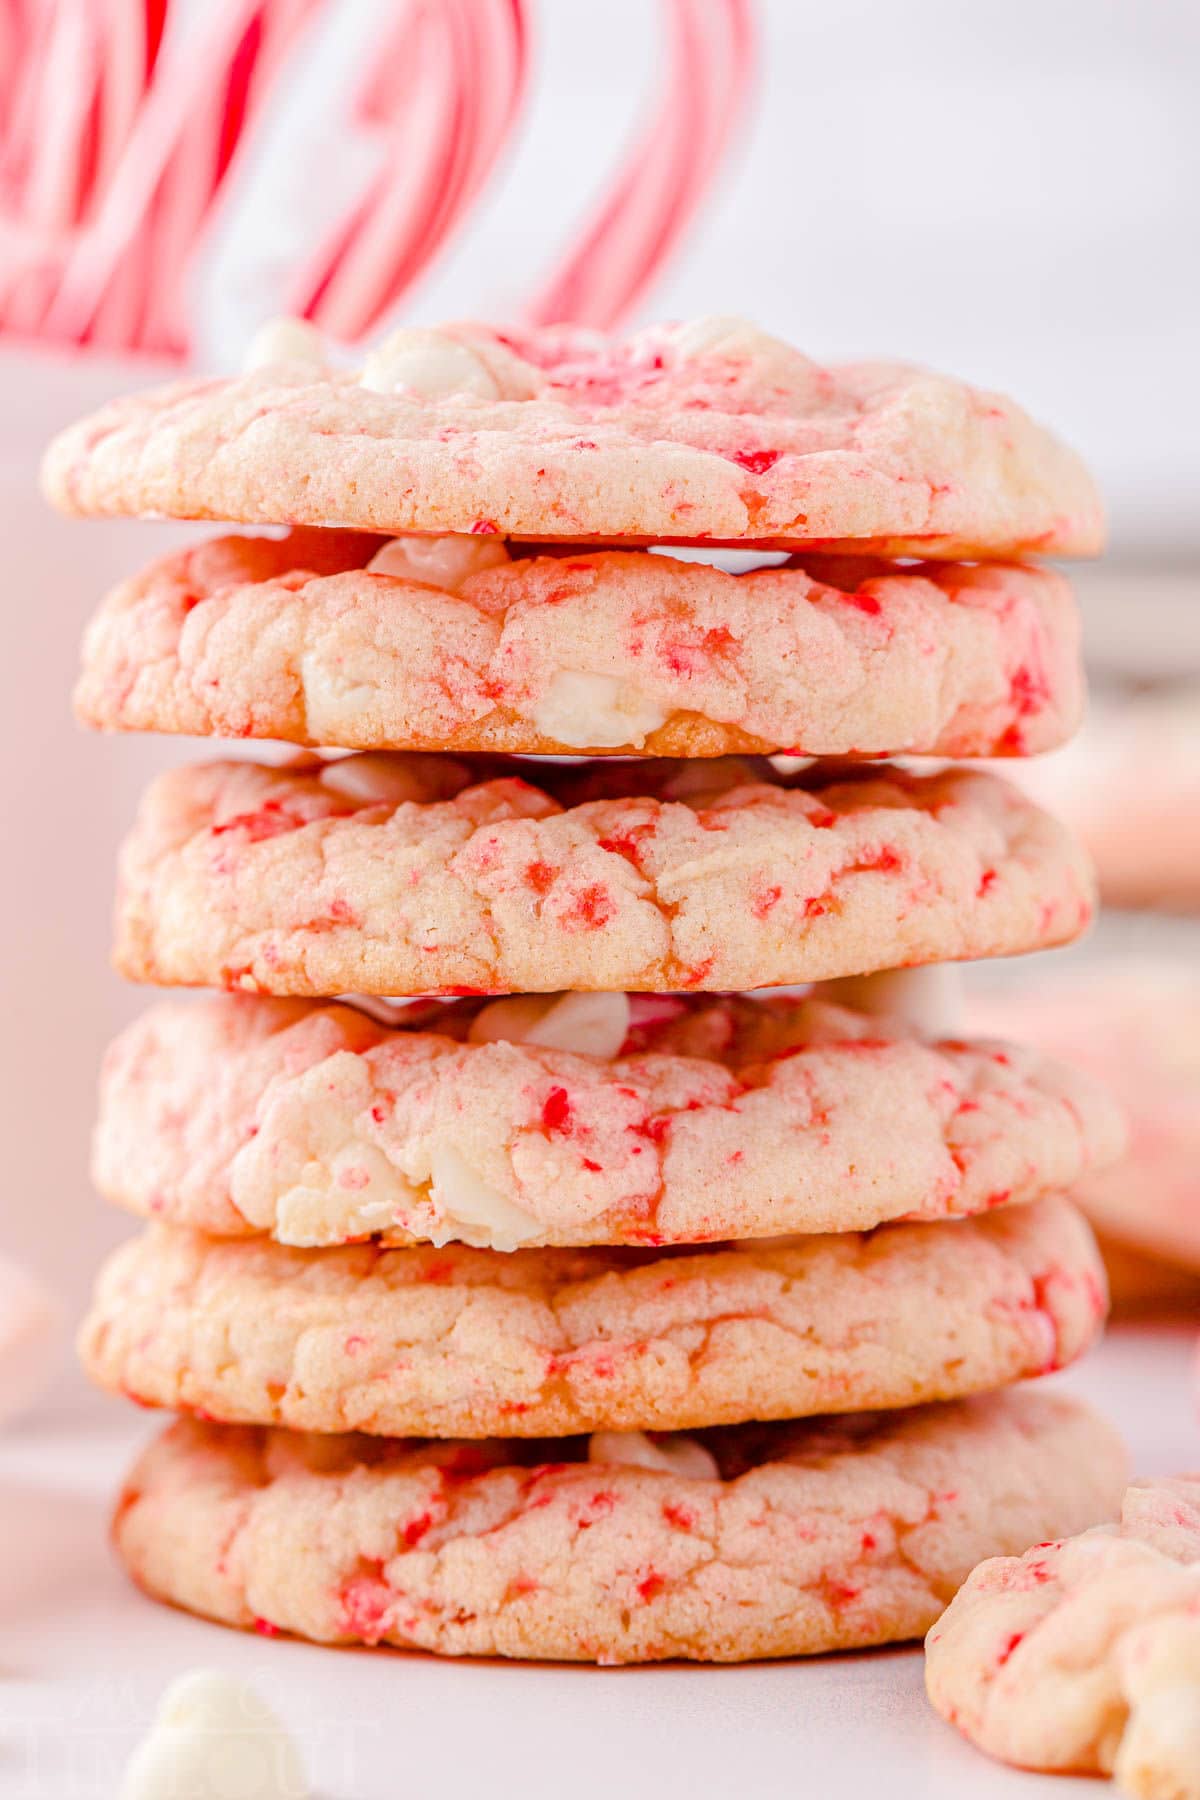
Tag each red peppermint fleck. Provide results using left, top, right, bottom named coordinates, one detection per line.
left=663, top=1502, right=698, bottom=1532
left=1009, top=662, right=1049, bottom=715
left=470, top=519, right=500, bottom=535
left=636, top=1569, right=666, bottom=1603
left=598, top=823, right=654, bottom=861
left=843, top=591, right=882, bottom=617
left=703, top=625, right=738, bottom=654
left=541, top=1086, right=573, bottom=1133
left=339, top=1574, right=392, bottom=1642
left=579, top=1490, right=618, bottom=1526
left=212, top=799, right=308, bottom=843
left=751, top=883, right=782, bottom=919
left=526, top=859, right=556, bottom=894
left=996, top=1630, right=1026, bottom=1666
left=729, top=448, right=782, bottom=475
left=632, top=1114, right=670, bottom=1145
left=561, top=883, right=616, bottom=929
left=402, top=1510, right=435, bottom=1547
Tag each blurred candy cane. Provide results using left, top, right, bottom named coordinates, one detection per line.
left=289, top=0, right=528, bottom=340
left=1, top=0, right=753, bottom=356
left=39, top=0, right=322, bottom=349
left=524, top=0, right=755, bottom=328
left=0, top=0, right=168, bottom=335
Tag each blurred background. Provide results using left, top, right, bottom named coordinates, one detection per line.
left=1, top=0, right=1197, bottom=1405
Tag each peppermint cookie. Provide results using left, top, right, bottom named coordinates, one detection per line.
left=42, top=318, right=1103, bottom=557
left=94, top=992, right=1125, bottom=1248
left=971, top=960, right=1200, bottom=1277
left=79, top=1198, right=1106, bottom=1438
left=995, top=688, right=1200, bottom=912
left=112, top=1389, right=1125, bottom=1662
left=75, top=529, right=1082, bottom=758
left=926, top=1475, right=1200, bottom=1790
left=113, top=755, right=1094, bottom=996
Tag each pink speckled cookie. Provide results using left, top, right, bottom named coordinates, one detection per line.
left=926, top=1476, right=1200, bottom=1789
left=79, top=1199, right=1106, bottom=1439
left=94, top=992, right=1125, bottom=1249
left=42, top=318, right=1103, bottom=557
left=75, top=527, right=1083, bottom=758
left=113, top=754, right=1094, bottom=997
left=112, top=1389, right=1125, bottom=1662
left=970, top=961, right=1200, bottom=1278
left=993, top=689, right=1200, bottom=914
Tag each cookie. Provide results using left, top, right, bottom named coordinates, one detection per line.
left=926, top=1476, right=1200, bottom=1786
left=79, top=1198, right=1106, bottom=1439
left=970, top=960, right=1200, bottom=1276
left=75, top=528, right=1083, bottom=758
left=94, top=991, right=1125, bottom=1249
left=111, top=1389, right=1125, bottom=1662
left=992, top=687, right=1200, bottom=913
left=41, top=317, right=1103, bottom=557
left=113, top=755, right=1094, bottom=996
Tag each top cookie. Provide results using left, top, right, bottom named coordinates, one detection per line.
left=42, top=317, right=1103, bottom=557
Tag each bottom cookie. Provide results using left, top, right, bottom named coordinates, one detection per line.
left=113, top=1389, right=1125, bottom=1663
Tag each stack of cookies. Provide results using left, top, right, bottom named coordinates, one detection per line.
left=48, top=316, right=1130, bottom=1663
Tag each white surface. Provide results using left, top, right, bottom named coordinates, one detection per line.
left=1, top=1324, right=1195, bottom=1800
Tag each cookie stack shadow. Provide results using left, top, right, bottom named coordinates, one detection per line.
left=48, top=316, right=1130, bottom=1663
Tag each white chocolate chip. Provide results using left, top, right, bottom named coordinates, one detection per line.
left=524, top=992, right=631, bottom=1058
left=670, top=315, right=774, bottom=359
left=428, top=1142, right=542, bottom=1252
left=366, top=532, right=511, bottom=592
left=532, top=670, right=668, bottom=750
left=242, top=316, right=327, bottom=373
left=321, top=755, right=436, bottom=807
left=668, top=315, right=819, bottom=400
left=1115, top=1615, right=1200, bottom=1800
left=588, top=1430, right=719, bottom=1481
left=468, top=992, right=631, bottom=1060
left=467, top=996, right=556, bottom=1047
left=118, top=1670, right=309, bottom=1800
left=819, top=965, right=967, bottom=1039
left=360, top=327, right=501, bottom=399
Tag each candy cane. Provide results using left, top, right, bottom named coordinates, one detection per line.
left=40, top=0, right=320, bottom=345
left=291, top=0, right=528, bottom=340
left=524, top=0, right=754, bottom=327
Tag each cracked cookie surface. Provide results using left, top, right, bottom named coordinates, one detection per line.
left=94, top=992, right=1126, bottom=1248
left=112, top=754, right=1094, bottom=996
left=111, top=1389, right=1126, bottom=1662
left=75, top=529, right=1083, bottom=758
left=41, top=320, right=1102, bottom=557
left=79, top=1198, right=1107, bottom=1438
